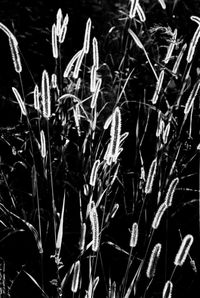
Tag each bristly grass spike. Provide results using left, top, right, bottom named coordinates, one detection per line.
left=174, top=234, right=194, bottom=266
left=41, top=69, right=51, bottom=119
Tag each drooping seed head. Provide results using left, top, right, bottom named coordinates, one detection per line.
left=12, top=87, right=27, bottom=116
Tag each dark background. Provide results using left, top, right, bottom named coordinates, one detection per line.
left=0, top=1, right=199, bottom=297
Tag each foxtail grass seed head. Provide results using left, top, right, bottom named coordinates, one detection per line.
left=90, top=65, right=97, bottom=92
left=9, top=36, right=22, bottom=73
left=136, top=3, right=146, bottom=22
left=56, top=8, right=63, bottom=36
left=41, top=70, right=51, bottom=119
left=174, top=234, right=194, bottom=266
left=144, top=158, right=157, bottom=194
left=12, top=87, right=27, bottom=116
left=152, top=70, right=165, bottom=104
left=83, top=18, right=92, bottom=54
left=59, top=23, right=67, bottom=43
left=129, top=222, right=139, bottom=248
left=162, top=280, right=173, bottom=298
left=156, top=112, right=165, bottom=137
left=63, top=13, right=69, bottom=27
left=186, top=23, right=200, bottom=63
left=103, top=114, right=112, bottom=130
left=162, top=122, right=171, bottom=144
left=89, top=203, right=99, bottom=252
left=79, top=223, right=86, bottom=251
left=110, top=203, right=119, bottom=219
left=40, top=130, right=46, bottom=158
left=71, top=260, right=80, bottom=293
left=152, top=202, right=168, bottom=230
left=83, top=184, right=89, bottom=196
left=172, top=43, right=187, bottom=74
left=73, top=49, right=85, bottom=79
left=164, top=29, right=177, bottom=64
left=129, top=0, right=139, bottom=19
left=109, top=107, right=122, bottom=163
left=184, top=79, right=200, bottom=115
left=91, top=78, right=102, bottom=109
left=89, top=159, right=100, bottom=187
left=165, top=178, right=179, bottom=206
left=51, top=73, right=58, bottom=89
left=0, top=22, right=16, bottom=39
left=63, top=49, right=83, bottom=78
left=120, top=132, right=129, bottom=145
left=158, top=0, right=166, bottom=10
left=128, top=28, right=144, bottom=49
left=92, top=37, right=99, bottom=68
left=146, top=243, right=162, bottom=279
left=52, top=23, right=58, bottom=59
left=34, top=84, right=40, bottom=111
left=0, top=23, right=22, bottom=73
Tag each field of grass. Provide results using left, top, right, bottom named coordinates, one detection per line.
left=0, top=0, right=199, bottom=297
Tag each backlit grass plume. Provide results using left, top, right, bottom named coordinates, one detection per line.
left=41, top=69, right=51, bottom=119
left=146, top=243, right=162, bottom=279
left=174, top=234, right=194, bottom=267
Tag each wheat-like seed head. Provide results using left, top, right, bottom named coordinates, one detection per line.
left=129, top=0, right=139, bottom=19
left=92, top=37, right=99, bottom=69
left=136, top=3, right=146, bottom=22
left=90, top=65, right=97, bottom=93
left=152, top=70, right=165, bottom=104
left=52, top=23, right=58, bottom=59
left=152, top=202, right=168, bottom=230
left=12, top=87, right=27, bottom=116
left=41, top=70, right=51, bottom=119
left=89, top=159, right=100, bottom=187
left=79, top=223, right=86, bottom=251
left=164, top=178, right=179, bottom=206
left=144, top=158, right=157, bottom=194
left=108, top=107, right=122, bottom=163
left=164, top=28, right=177, bottom=64
left=33, top=84, right=40, bottom=111
left=40, top=130, right=46, bottom=158
left=73, top=49, right=85, bottom=79
left=91, top=78, right=102, bottom=109
left=0, top=23, right=22, bottom=73
left=129, top=222, right=139, bottom=248
left=174, top=234, right=194, bottom=266
left=71, top=260, right=80, bottom=293
left=83, top=18, right=92, bottom=54
left=184, top=79, right=200, bottom=115
left=162, top=280, right=173, bottom=298
left=186, top=17, right=200, bottom=63
left=128, top=28, right=144, bottom=49
left=146, top=243, right=162, bottom=279
left=9, top=36, right=22, bottom=73
left=89, top=203, right=99, bottom=252
left=56, top=8, right=63, bottom=36
left=63, top=49, right=82, bottom=78
left=162, top=122, right=171, bottom=144
left=158, top=0, right=166, bottom=10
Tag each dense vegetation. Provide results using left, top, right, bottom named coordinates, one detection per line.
left=0, top=1, right=199, bottom=297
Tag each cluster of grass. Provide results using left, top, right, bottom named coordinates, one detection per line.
left=0, top=0, right=199, bottom=297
